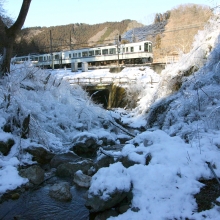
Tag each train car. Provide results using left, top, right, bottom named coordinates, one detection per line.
left=11, top=40, right=153, bottom=69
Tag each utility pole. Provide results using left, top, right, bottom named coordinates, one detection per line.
left=70, top=31, right=72, bottom=50
left=50, top=30, right=54, bottom=70
left=117, top=34, right=121, bottom=67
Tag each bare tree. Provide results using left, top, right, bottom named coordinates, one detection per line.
left=0, top=0, right=31, bottom=76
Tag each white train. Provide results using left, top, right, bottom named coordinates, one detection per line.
left=12, top=40, right=153, bottom=68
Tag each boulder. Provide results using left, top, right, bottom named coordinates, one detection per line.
left=0, top=136, right=14, bottom=156
left=72, top=132, right=100, bottom=157
left=49, top=182, right=72, bottom=202
left=50, top=152, right=81, bottom=168
left=95, top=154, right=115, bottom=170
left=85, top=162, right=131, bottom=212
left=73, top=170, right=91, bottom=188
left=25, top=146, right=55, bottom=164
left=56, top=159, right=93, bottom=178
left=86, top=190, right=130, bottom=213
left=19, top=165, right=44, bottom=185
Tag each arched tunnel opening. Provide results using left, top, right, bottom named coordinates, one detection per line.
left=85, top=84, right=127, bottom=109
left=88, top=89, right=110, bottom=109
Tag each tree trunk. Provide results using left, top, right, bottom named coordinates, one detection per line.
left=1, top=37, right=14, bottom=74
left=0, top=0, right=31, bottom=76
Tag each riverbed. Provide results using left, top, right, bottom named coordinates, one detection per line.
left=0, top=182, right=89, bottom=220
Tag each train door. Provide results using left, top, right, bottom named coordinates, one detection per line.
left=144, top=42, right=152, bottom=53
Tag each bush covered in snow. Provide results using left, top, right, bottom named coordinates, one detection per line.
left=0, top=62, right=112, bottom=154
left=141, top=14, right=220, bottom=142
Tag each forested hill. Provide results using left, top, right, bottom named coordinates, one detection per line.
left=13, top=3, right=212, bottom=60
left=13, top=20, right=143, bottom=56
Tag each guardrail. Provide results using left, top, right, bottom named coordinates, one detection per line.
left=66, top=76, right=158, bottom=86
left=67, top=77, right=137, bottom=85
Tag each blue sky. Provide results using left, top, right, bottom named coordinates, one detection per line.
left=3, top=0, right=217, bottom=27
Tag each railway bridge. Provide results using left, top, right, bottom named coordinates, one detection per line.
left=66, top=76, right=156, bottom=109
left=65, top=56, right=177, bottom=108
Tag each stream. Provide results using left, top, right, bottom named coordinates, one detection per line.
left=0, top=180, right=89, bottom=220
left=0, top=142, right=129, bottom=220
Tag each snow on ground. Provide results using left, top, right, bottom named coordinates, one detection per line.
left=90, top=14, right=220, bottom=220
left=107, top=130, right=220, bottom=220
left=0, top=157, right=28, bottom=194
left=0, top=13, right=220, bottom=220
left=54, top=66, right=158, bottom=82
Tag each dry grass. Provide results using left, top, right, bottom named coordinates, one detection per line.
left=154, top=4, right=212, bottom=59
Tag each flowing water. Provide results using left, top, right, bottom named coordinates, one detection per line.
left=0, top=145, right=128, bottom=220
left=0, top=184, right=89, bottom=220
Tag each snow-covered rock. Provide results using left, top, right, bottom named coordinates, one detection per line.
left=85, top=162, right=131, bottom=212
left=72, top=132, right=101, bottom=157
left=73, top=170, right=91, bottom=188
left=25, top=145, right=55, bottom=164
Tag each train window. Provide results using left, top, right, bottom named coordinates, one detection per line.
left=82, top=51, right=88, bottom=57
left=123, top=48, right=125, bottom=53
left=144, top=43, right=148, bottom=52
left=55, top=54, right=59, bottom=60
left=95, top=50, right=101, bottom=55
left=126, top=47, right=128, bottom=52
left=109, top=48, right=116, bottom=54
left=130, top=47, right=134, bottom=52
left=74, top=53, right=77, bottom=57
left=139, top=46, right=141, bottom=50
left=78, top=53, right=81, bottom=57
left=39, top=57, right=43, bottom=62
left=69, top=54, right=71, bottom=58
left=102, top=49, right=108, bottom=55
left=89, top=51, right=94, bottom=56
